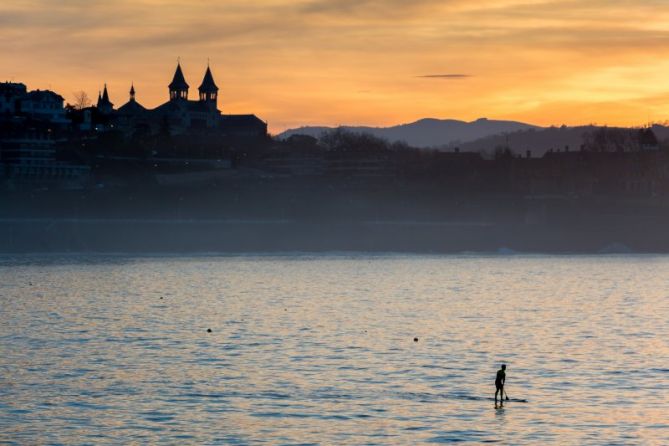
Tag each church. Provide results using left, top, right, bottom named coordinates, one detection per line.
left=99, top=62, right=267, bottom=139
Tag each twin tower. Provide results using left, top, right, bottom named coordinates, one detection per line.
left=168, top=62, right=219, bottom=106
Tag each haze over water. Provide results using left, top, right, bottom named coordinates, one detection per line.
left=1, top=254, right=668, bottom=444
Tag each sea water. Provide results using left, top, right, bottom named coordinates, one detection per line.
left=0, top=254, right=668, bottom=445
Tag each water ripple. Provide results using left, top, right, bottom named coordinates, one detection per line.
left=1, top=254, right=668, bottom=444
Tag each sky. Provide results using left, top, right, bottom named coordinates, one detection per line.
left=2, top=0, right=669, bottom=133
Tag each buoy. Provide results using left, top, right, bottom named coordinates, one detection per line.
left=207, top=328, right=212, bottom=333
left=414, top=337, right=419, bottom=342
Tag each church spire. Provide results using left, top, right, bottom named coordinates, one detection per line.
left=102, top=83, right=110, bottom=103
left=198, top=64, right=219, bottom=104
left=129, top=83, right=135, bottom=102
left=97, top=83, right=113, bottom=114
left=169, top=61, right=189, bottom=100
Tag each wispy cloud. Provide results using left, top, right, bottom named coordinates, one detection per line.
left=300, top=0, right=450, bottom=17
left=418, top=74, right=472, bottom=79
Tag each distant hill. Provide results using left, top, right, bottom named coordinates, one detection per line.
left=459, top=124, right=669, bottom=157
left=458, top=125, right=595, bottom=157
left=278, top=118, right=540, bottom=148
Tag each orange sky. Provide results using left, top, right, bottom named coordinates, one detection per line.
left=2, top=0, right=669, bottom=133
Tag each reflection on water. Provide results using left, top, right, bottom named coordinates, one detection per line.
left=1, top=254, right=668, bottom=444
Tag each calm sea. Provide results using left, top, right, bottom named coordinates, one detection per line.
left=1, top=254, right=668, bottom=445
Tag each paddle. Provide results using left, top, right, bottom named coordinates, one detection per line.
left=504, top=388, right=510, bottom=401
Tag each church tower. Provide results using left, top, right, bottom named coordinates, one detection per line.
left=198, top=65, right=219, bottom=107
left=97, top=83, right=113, bottom=114
left=169, top=62, right=189, bottom=101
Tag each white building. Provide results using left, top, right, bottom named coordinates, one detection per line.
left=19, top=90, right=68, bottom=124
left=0, top=81, right=68, bottom=125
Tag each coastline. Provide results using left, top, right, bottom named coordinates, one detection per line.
left=1, top=217, right=664, bottom=254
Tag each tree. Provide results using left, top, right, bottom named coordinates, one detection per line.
left=493, top=145, right=513, bottom=160
left=72, top=91, right=91, bottom=110
left=583, top=127, right=641, bottom=153
left=318, top=128, right=389, bottom=152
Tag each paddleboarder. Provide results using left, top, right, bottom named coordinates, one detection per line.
left=494, top=364, right=506, bottom=403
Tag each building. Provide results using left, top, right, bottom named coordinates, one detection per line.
left=1, top=82, right=88, bottom=189
left=0, top=82, right=67, bottom=125
left=0, top=82, right=27, bottom=114
left=19, top=90, right=68, bottom=125
left=106, top=62, right=268, bottom=138
left=0, top=128, right=90, bottom=190
left=96, top=84, right=114, bottom=115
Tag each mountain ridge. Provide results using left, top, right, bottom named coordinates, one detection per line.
left=278, top=118, right=541, bottom=148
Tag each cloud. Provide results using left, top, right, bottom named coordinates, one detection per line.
left=300, top=0, right=448, bottom=16
left=418, top=74, right=472, bottom=79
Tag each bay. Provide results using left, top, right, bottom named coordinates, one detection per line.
left=1, top=254, right=668, bottom=444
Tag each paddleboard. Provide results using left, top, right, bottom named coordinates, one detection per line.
left=489, top=397, right=528, bottom=403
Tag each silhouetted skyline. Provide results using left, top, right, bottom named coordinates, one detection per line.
left=2, top=0, right=669, bottom=133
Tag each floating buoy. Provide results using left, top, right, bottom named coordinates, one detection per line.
left=207, top=328, right=212, bottom=333
left=414, top=337, right=419, bottom=342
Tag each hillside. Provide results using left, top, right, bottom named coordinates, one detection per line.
left=278, top=118, right=539, bottom=148
left=459, top=124, right=669, bottom=157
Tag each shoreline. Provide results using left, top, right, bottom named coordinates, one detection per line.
left=1, top=218, right=665, bottom=254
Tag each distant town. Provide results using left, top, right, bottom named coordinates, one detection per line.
left=2, top=60, right=669, bottom=194
left=4, top=62, right=669, bottom=253
left=1, top=62, right=269, bottom=190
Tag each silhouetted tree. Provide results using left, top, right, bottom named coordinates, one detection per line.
left=72, top=91, right=91, bottom=110
left=390, top=140, right=412, bottom=151
left=284, top=134, right=321, bottom=153
left=493, top=146, right=513, bottom=160
left=318, top=128, right=389, bottom=152
left=583, top=127, right=642, bottom=152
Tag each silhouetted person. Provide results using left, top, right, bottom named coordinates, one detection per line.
left=495, top=364, right=506, bottom=403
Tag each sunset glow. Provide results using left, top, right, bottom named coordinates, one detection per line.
left=3, top=0, right=669, bottom=133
